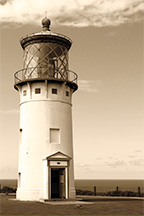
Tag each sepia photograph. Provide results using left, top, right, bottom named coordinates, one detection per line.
left=0, top=0, right=144, bottom=215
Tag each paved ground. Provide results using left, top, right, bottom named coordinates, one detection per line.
left=39, top=200, right=94, bottom=205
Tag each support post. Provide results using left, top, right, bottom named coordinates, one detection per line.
left=138, top=187, right=141, bottom=197
left=116, top=186, right=119, bottom=196
left=94, top=186, right=96, bottom=196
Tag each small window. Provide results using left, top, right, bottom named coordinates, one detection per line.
left=66, top=91, right=69, bottom=97
left=50, top=128, right=60, bottom=143
left=52, top=88, right=57, bottom=94
left=35, top=88, right=41, bottom=94
left=23, top=90, right=27, bottom=96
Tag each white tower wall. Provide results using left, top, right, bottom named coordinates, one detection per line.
left=16, top=82, right=75, bottom=200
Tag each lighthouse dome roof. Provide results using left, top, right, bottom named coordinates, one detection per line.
left=20, top=18, right=72, bottom=50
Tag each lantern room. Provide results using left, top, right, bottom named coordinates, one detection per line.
left=14, top=17, right=78, bottom=92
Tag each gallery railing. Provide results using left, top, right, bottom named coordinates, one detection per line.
left=14, top=67, right=78, bottom=85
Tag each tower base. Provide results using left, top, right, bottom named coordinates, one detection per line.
left=16, top=187, right=76, bottom=201
left=69, top=187, right=76, bottom=199
left=16, top=188, right=44, bottom=201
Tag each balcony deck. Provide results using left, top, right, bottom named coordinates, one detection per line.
left=14, top=67, right=78, bottom=91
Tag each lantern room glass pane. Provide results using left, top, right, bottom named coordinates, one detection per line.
left=23, top=43, right=68, bottom=80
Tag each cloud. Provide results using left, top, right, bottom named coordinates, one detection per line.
left=106, top=31, right=117, bottom=37
left=78, top=80, right=102, bottom=92
left=108, top=157, right=113, bottom=159
left=0, top=0, right=7, bottom=5
left=106, top=160, right=126, bottom=168
left=0, top=0, right=143, bottom=27
left=96, top=157, right=102, bottom=160
left=129, top=159, right=144, bottom=166
left=75, top=162, right=90, bottom=168
left=128, top=155, right=136, bottom=158
left=134, top=150, right=142, bottom=153
left=0, top=167, right=17, bottom=179
left=126, top=113, right=144, bottom=117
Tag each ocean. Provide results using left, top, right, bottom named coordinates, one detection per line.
left=0, top=179, right=143, bottom=193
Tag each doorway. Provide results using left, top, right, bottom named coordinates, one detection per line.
left=51, top=168, right=65, bottom=199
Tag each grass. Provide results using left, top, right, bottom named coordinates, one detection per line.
left=0, top=194, right=144, bottom=215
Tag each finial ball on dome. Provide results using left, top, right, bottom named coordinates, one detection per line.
left=42, top=17, right=51, bottom=30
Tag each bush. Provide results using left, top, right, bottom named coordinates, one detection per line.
left=1, top=186, right=16, bottom=193
left=106, top=190, right=139, bottom=197
left=76, top=189, right=94, bottom=196
left=76, top=189, right=143, bottom=197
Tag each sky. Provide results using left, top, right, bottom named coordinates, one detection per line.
left=0, top=0, right=144, bottom=179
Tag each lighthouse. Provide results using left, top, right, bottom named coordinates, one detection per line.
left=14, top=18, right=78, bottom=201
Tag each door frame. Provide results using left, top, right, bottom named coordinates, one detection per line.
left=48, top=163, right=69, bottom=199
left=50, top=167, right=66, bottom=199
left=42, top=151, right=71, bottom=200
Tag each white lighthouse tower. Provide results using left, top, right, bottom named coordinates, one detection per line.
left=14, top=18, right=78, bottom=201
